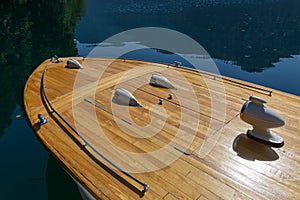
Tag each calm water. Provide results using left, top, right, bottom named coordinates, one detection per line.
left=0, top=0, right=299, bottom=199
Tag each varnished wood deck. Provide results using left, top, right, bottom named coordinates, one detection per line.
left=24, top=57, right=300, bottom=199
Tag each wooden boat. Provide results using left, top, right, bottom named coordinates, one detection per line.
left=24, top=57, right=300, bottom=199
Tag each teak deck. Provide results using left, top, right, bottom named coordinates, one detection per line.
left=24, top=57, right=300, bottom=199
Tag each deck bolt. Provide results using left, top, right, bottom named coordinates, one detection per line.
left=168, top=93, right=173, bottom=100
left=159, top=98, right=164, bottom=105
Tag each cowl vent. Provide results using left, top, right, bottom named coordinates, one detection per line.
left=112, top=88, right=142, bottom=107
left=240, top=95, right=285, bottom=147
left=149, top=74, right=175, bottom=89
left=65, top=58, right=83, bottom=69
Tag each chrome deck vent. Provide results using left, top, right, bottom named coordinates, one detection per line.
left=240, top=95, right=285, bottom=147
left=149, top=74, right=175, bottom=89
left=65, top=58, right=83, bottom=69
left=112, top=88, right=142, bottom=107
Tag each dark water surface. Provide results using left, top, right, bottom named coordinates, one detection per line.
left=0, top=0, right=299, bottom=199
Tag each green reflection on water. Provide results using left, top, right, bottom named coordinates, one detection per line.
left=0, top=0, right=86, bottom=199
left=0, top=0, right=85, bottom=135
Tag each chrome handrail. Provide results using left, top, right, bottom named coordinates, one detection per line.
left=40, top=66, right=149, bottom=195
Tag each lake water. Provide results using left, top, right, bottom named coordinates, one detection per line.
left=0, top=0, right=299, bottom=199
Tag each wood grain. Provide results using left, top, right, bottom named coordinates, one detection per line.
left=24, top=57, right=300, bottom=199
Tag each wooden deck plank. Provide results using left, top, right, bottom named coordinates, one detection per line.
left=24, top=57, right=300, bottom=199
left=68, top=103, right=224, bottom=199
left=92, top=86, right=224, bottom=154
